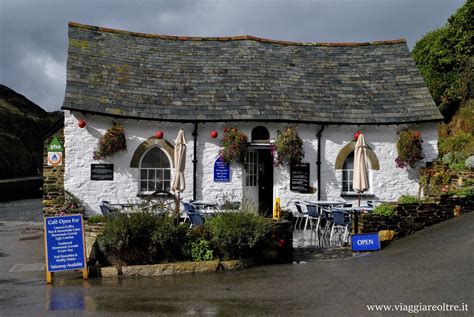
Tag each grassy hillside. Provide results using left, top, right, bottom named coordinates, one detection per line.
left=0, top=84, right=62, bottom=179
left=412, top=0, right=473, bottom=169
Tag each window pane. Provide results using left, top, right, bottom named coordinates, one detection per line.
left=141, top=169, right=147, bottom=179
left=343, top=152, right=354, bottom=170
left=148, top=181, right=155, bottom=191
left=164, top=181, right=170, bottom=191
left=141, top=147, right=171, bottom=168
left=164, top=169, right=171, bottom=180
left=140, top=181, right=147, bottom=191
left=156, top=169, right=163, bottom=180
left=149, top=169, right=155, bottom=179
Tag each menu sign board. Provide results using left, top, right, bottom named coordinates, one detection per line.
left=91, top=164, right=114, bottom=181
left=214, top=157, right=231, bottom=182
left=290, top=163, right=310, bottom=193
left=44, top=214, right=86, bottom=272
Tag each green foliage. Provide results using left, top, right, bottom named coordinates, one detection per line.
left=183, top=238, right=214, bottom=262
left=419, top=166, right=452, bottom=195
left=442, top=151, right=468, bottom=170
left=273, top=127, right=304, bottom=166
left=219, top=128, right=249, bottom=165
left=97, top=212, right=161, bottom=265
left=395, top=129, right=424, bottom=168
left=93, top=122, right=127, bottom=160
left=96, top=213, right=186, bottom=266
left=373, top=203, right=396, bottom=217
left=412, top=1, right=473, bottom=119
left=86, top=215, right=106, bottom=224
left=151, top=216, right=188, bottom=263
left=450, top=179, right=474, bottom=196
left=207, top=212, right=273, bottom=260
left=397, top=195, right=421, bottom=204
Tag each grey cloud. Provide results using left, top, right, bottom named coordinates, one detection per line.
left=0, top=0, right=465, bottom=111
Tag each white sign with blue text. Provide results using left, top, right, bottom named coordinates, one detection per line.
left=44, top=214, right=86, bottom=272
left=351, top=233, right=381, bottom=252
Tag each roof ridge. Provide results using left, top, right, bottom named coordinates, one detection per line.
left=68, top=21, right=406, bottom=47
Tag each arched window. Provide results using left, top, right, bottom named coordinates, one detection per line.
left=140, top=146, right=172, bottom=192
left=342, top=152, right=355, bottom=193
left=251, top=126, right=270, bottom=143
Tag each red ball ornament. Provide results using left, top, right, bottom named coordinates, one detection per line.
left=277, top=239, right=286, bottom=248
left=78, top=120, right=86, bottom=128
left=210, top=130, right=218, bottom=138
left=155, top=130, right=164, bottom=139
left=414, top=131, right=421, bottom=138
left=223, top=127, right=228, bottom=133
left=354, top=130, right=362, bottom=140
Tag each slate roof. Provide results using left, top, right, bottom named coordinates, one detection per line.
left=62, top=22, right=443, bottom=124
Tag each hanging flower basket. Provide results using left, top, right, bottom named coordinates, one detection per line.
left=219, top=128, right=248, bottom=164
left=93, top=122, right=127, bottom=160
left=273, top=127, right=304, bottom=166
left=395, top=129, right=423, bottom=168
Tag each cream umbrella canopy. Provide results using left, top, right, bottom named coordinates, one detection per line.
left=172, top=129, right=186, bottom=212
left=353, top=133, right=370, bottom=207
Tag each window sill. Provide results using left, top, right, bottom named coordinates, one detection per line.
left=340, top=192, right=375, bottom=197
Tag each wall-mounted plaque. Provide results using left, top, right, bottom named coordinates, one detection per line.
left=290, top=163, right=310, bottom=193
left=91, top=164, right=114, bottom=181
left=214, top=157, right=230, bottom=182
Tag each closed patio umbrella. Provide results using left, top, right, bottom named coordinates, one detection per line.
left=172, top=129, right=186, bottom=213
left=353, top=133, right=369, bottom=207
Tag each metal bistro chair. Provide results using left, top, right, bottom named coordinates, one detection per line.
left=304, top=203, right=322, bottom=233
left=330, top=209, right=352, bottom=246
left=293, top=202, right=308, bottom=230
left=183, top=203, right=204, bottom=229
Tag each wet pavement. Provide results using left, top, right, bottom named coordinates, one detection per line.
left=1, top=199, right=473, bottom=316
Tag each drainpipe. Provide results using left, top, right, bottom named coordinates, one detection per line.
left=316, top=125, right=325, bottom=200
left=192, top=122, right=199, bottom=201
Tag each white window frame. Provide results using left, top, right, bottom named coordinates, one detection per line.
left=341, top=152, right=373, bottom=196
left=139, top=146, right=173, bottom=194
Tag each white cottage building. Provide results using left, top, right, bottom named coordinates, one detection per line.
left=61, top=22, right=443, bottom=215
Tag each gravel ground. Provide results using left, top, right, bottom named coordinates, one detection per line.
left=0, top=199, right=43, bottom=222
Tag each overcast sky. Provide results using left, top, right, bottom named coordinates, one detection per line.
left=0, top=0, right=465, bottom=112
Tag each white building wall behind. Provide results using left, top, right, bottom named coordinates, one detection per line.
left=64, top=111, right=438, bottom=214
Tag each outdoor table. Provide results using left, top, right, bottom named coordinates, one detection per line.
left=190, top=201, right=221, bottom=216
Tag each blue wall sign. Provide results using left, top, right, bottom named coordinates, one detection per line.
left=44, top=214, right=86, bottom=272
left=214, top=157, right=230, bottom=182
left=351, top=233, right=381, bottom=252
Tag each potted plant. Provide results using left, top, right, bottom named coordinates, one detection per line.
left=93, top=122, right=127, bottom=160
left=219, top=128, right=249, bottom=165
left=395, top=129, right=423, bottom=168
left=273, top=127, right=304, bottom=166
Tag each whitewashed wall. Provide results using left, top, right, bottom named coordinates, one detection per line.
left=64, top=111, right=438, bottom=214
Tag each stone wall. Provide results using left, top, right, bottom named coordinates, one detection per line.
left=358, top=195, right=474, bottom=238
left=43, top=128, right=65, bottom=216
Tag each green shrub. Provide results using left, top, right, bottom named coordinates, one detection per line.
left=96, top=212, right=161, bottom=266
left=397, top=195, right=421, bottom=204
left=207, top=212, right=273, bottom=260
left=151, top=216, right=187, bottom=263
left=183, top=238, right=214, bottom=262
left=87, top=215, right=106, bottom=224
left=373, top=203, right=396, bottom=217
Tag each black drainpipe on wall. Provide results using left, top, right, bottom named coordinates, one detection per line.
left=316, top=125, right=325, bottom=200
left=192, top=122, right=199, bottom=201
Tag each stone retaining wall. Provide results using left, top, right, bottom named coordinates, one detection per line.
left=43, top=128, right=65, bottom=216
left=358, top=195, right=474, bottom=238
